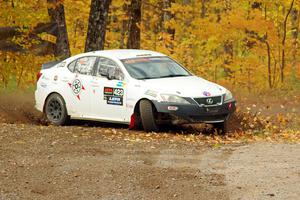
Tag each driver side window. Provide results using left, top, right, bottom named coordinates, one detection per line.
left=97, top=57, right=124, bottom=80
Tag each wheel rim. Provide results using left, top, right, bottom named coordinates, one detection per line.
left=47, top=98, right=63, bottom=122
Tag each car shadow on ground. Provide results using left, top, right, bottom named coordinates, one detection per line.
left=67, top=119, right=218, bottom=135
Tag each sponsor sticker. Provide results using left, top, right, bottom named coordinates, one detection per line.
left=72, top=79, right=82, bottom=95
left=113, top=88, right=124, bottom=96
left=203, top=91, right=211, bottom=97
left=116, top=81, right=126, bottom=87
left=104, top=87, right=114, bottom=95
left=68, top=78, right=85, bottom=100
left=107, top=96, right=123, bottom=105
left=123, top=58, right=150, bottom=64
left=103, top=87, right=124, bottom=106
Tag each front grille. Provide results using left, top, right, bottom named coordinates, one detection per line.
left=194, top=96, right=222, bottom=106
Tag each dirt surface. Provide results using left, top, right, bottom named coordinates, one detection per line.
left=0, top=124, right=299, bottom=200
left=0, top=91, right=299, bottom=200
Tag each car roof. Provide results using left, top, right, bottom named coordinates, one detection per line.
left=82, top=49, right=167, bottom=60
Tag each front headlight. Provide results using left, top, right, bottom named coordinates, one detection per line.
left=224, top=90, right=233, bottom=102
left=160, top=94, right=190, bottom=104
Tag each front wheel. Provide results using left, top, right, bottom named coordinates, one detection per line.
left=44, top=93, right=68, bottom=125
left=139, top=100, right=159, bottom=132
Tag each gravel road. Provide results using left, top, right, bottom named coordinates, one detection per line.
left=0, top=123, right=299, bottom=200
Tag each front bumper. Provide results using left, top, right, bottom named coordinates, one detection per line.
left=152, top=100, right=236, bottom=124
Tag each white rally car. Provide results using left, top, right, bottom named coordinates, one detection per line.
left=35, top=50, right=236, bottom=133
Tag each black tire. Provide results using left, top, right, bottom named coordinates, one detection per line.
left=139, top=100, right=159, bottom=132
left=212, top=119, right=228, bottom=134
left=44, top=93, right=68, bottom=125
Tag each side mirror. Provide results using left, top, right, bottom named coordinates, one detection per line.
left=99, top=70, right=108, bottom=77
left=98, top=65, right=109, bottom=77
left=107, top=67, right=116, bottom=80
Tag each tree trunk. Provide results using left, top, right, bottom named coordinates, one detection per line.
left=163, top=0, right=175, bottom=38
left=120, top=20, right=128, bottom=49
left=200, top=0, right=207, bottom=18
left=291, top=8, right=299, bottom=80
left=266, top=41, right=272, bottom=88
left=127, top=0, right=141, bottom=49
left=264, top=6, right=272, bottom=88
left=280, top=0, right=295, bottom=83
left=47, top=0, right=71, bottom=59
left=85, top=0, right=111, bottom=52
left=120, top=3, right=129, bottom=49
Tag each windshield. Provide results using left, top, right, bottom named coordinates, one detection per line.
left=121, top=57, right=191, bottom=80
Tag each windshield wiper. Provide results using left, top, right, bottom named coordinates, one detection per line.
left=159, top=74, right=190, bottom=78
left=136, top=77, right=157, bottom=80
left=137, top=74, right=190, bottom=80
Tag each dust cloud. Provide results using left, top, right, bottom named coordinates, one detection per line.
left=0, top=91, right=46, bottom=125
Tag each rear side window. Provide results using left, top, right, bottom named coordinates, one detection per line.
left=67, top=60, right=76, bottom=72
left=74, top=57, right=97, bottom=75
left=67, top=57, right=97, bottom=75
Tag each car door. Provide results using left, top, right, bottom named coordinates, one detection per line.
left=90, top=57, right=127, bottom=122
left=63, top=56, right=97, bottom=118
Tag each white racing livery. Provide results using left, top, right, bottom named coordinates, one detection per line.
left=35, top=50, right=236, bottom=133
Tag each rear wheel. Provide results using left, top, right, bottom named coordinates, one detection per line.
left=44, top=93, right=68, bottom=125
left=212, top=119, right=228, bottom=134
left=139, top=100, right=159, bottom=132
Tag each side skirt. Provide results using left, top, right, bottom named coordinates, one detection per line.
left=70, top=116, right=130, bottom=125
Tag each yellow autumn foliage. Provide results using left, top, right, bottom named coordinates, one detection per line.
left=0, top=0, right=300, bottom=92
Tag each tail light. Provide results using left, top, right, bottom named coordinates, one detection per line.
left=37, top=72, right=42, bottom=82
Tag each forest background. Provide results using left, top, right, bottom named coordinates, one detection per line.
left=0, top=0, right=300, bottom=94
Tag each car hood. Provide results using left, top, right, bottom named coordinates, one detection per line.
left=140, top=76, right=226, bottom=98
